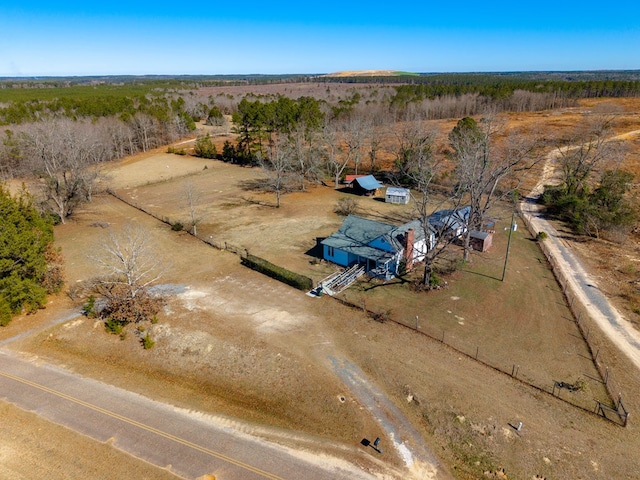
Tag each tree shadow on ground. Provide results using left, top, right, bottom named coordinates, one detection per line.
left=238, top=178, right=268, bottom=192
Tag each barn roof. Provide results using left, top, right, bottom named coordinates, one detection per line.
left=344, top=174, right=366, bottom=184
left=354, top=175, right=383, bottom=191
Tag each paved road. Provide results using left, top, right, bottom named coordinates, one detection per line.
left=0, top=350, right=376, bottom=480
left=520, top=129, right=640, bottom=372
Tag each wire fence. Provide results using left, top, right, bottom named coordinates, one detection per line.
left=518, top=203, right=630, bottom=426
left=333, top=289, right=628, bottom=426
left=106, top=189, right=248, bottom=257
left=107, top=188, right=629, bottom=426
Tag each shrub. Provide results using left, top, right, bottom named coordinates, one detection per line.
left=105, top=318, right=125, bottom=335
left=429, top=271, right=444, bottom=288
left=142, top=333, right=155, bottom=349
left=0, top=300, right=12, bottom=327
left=193, top=134, right=218, bottom=159
left=241, top=254, right=313, bottom=291
left=83, top=295, right=97, bottom=318
left=372, top=309, right=392, bottom=323
left=171, top=222, right=184, bottom=231
left=98, top=286, right=163, bottom=324
left=334, top=197, right=359, bottom=216
left=536, top=231, right=548, bottom=242
left=167, top=146, right=186, bottom=155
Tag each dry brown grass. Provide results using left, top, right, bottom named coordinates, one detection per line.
left=4, top=97, right=640, bottom=479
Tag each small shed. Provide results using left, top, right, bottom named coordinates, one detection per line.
left=352, top=175, right=384, bottom=196
left=385, top=187, right=410, bottom=205
left=343, top=174, right=366, bottom=186
left=469, top=230, right=493, bottom=252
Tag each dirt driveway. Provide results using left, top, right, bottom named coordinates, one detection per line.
left=5, top=102, right=640, bottom=479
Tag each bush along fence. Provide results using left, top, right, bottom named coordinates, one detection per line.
left=518, top=204, right=630, bottom=427
left=106, top=190, right=313, bottom=292
left=241, top=254, right=313, bottom=291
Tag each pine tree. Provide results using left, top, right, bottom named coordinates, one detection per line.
left=0, top=186, right=61, bottom=325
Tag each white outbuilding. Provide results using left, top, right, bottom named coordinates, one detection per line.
left=385, top=187, right=410, bottom=205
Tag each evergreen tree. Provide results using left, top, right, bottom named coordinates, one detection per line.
left=0, top=186, right=62, bottom=325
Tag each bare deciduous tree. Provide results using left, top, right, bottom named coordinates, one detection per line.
left=23, top=119, right=108, bottom=223
left=91, top=224, right=164, bottom=323
left=290, top=123, right=322, bottom=191
left=557, top=113, right=624, bottom=197
left=260, top=136, right=297, bottom=208
left=183, top=180, right=201, bottom=236
left=449, top=114, right=541, bottom=260
left=341, top=116, right=371, bottom=175
left=320, top=120, right=349, bottom=188
left=394, top=123, right=464, bottom=286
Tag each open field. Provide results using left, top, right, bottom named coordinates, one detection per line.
left=3, top=98, right=640, bottom=479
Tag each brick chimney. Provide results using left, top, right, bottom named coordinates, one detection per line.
left=404, top=228, right=414, bottom=272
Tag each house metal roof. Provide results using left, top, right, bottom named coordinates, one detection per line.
left=321, top=215, right=429, bottom=263
left=429, top=206, right=470, bottom=232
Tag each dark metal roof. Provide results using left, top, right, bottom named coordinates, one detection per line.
left=469, top=230, right=491, bottom=240
left=321, top=215, right=429, bottom=263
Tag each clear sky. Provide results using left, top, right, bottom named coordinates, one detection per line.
left=1, top=1, right=639, bottom=76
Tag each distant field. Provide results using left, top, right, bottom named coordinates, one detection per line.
left=4, top=96, right=640, bottom=479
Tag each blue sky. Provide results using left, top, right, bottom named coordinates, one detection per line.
left=1, top=1, right=639, bottom=76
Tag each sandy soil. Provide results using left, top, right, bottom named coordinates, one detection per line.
left=3, top=97, right=640, bottom=479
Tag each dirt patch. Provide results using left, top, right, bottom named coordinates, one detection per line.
left=5, top=98, right=640, bottom=479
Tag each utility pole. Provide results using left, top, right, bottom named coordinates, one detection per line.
left=501, top=209, right=515, bottom=282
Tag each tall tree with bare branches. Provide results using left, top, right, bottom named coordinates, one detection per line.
left=449, top=114, right=540, bottom=260
left=557, top=113, right=624, bottom=198
left=23, top=119, right=108, bottom=223
left=91, top=224, right=164, bottom=324
left=260, top=136, right=297, bottom=208
left=394, top=123, right=465, bottom=286
left=183, top=180, right=202, bottom=236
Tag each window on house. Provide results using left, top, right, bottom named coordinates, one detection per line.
left=327, top=246, right=334, bottom=257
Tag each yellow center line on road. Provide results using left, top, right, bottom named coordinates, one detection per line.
left=0, top=369, right=284, bottom=480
